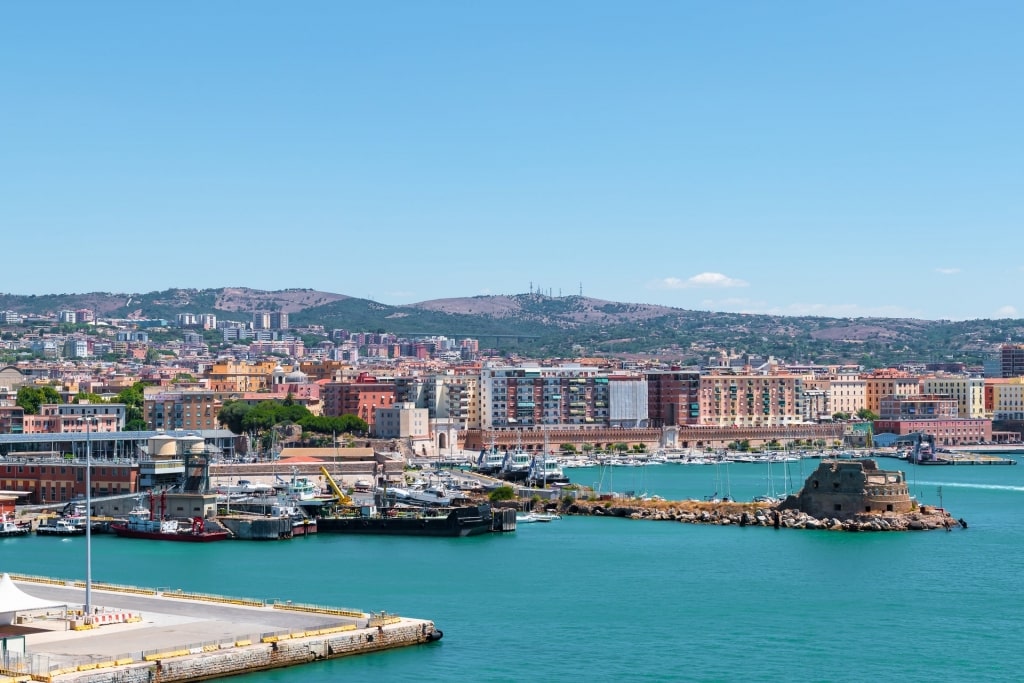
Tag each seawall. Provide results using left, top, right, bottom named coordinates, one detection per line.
left=564, top=500, right=963, bottom=531
left=52, top=619, right=438, bottom=683
left=2, top=576, right=441, bottom=683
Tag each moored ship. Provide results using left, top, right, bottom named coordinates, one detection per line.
left=317, top=503, right=495, bottom=537
left=111, top=493, right=230, bottom=542
left=36, top=517, right=86, bottom=536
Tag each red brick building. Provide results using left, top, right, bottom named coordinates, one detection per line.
left=322, top=373, right=396, bottom=432
left=0, top=460, right=138, bottom=505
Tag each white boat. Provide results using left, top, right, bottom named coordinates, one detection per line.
left=475, top=447, right=507, bottom=475
left=517, top=512, right=561, bottom=523
left=218, top=479, right=276, bottom=496
left=0, top=513, right=30, bottom=537
left=36, top=517, right=86, bottom=536
left=278, top=469, right=319, bottom=501
left=385, top=484, right=454, bottom=507
left=528, top=455, right=569, bottom=486
left=499, top=449, right=532, bottom=482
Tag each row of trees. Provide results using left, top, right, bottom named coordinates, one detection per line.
left=216, top=395, right=368, bottom=446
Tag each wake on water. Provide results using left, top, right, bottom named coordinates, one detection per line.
left=916, top=481, right=1024, bottom=492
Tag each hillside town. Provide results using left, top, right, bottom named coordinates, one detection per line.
left=1, top=306, right=1024, bottom=506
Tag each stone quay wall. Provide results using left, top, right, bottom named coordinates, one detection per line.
left=53, top=619, right=437, bottom=683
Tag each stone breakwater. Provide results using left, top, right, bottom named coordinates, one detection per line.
left=563, top=501, right=963, bottom=532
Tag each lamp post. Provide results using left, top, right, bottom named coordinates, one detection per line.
left=78, top=416, right=98, bottom=619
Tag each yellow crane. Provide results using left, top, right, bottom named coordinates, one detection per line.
left=319, top=466, right=352, bottom=505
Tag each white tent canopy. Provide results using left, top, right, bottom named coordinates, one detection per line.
left=0, top=573, right=67, bottom=625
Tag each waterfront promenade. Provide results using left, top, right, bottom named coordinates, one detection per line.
left=1, top=576, right=440, bottom=682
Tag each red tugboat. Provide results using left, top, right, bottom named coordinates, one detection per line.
left=111, top=492, right=230, bottom=542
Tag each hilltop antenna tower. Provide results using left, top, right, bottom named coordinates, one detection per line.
left=579, top=282, right=583, bottom=296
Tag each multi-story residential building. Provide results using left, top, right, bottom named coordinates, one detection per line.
left=322, top=374, right=396, bottom=431
left=58, top=310, right=77, bottom=324
left=206, top=360, right=279, bottom=393
left=826, top=376, right=867, bottom=418
left=879, top=394, right=959, bottom=420
left=989, top=377, right=1024, bottom=421
left=253, top=312, right=271, bottom=330
left=921, top=376, right=986, bottom=419
left=998, top=344, right=1024, bottom=378
left=645, top=370, right=701, bottom=427
left=697, top=371, right=805, bottom=428
left=222, top=327, right=253, bottom=343
left=248, top=339, right=305, bottom=357
left=374, top=402, right=429, bottom=440
left=144, top=390, right=220, bottom=431
left=298, top=360, right=350, bottom=382
left=23, top=404, right=122, bottom=434
left=269, top=312, right=289, bottom=330
left=480, top=364, right=621, bottom=430
left=64, top=338, right=90, bottom=359
left=0, top=403, right=24, bottom=434
left=862, top=369, right=920, bottom=416
left=420, top=373, right=480, bottom=430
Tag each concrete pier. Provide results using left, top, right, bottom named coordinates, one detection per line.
left=0, top=575, right=440, bottom=682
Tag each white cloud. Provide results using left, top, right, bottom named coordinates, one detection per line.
left=995, top=305, right=1019, bottom=319
left=651, top=272, right=749, bottom=290
left=935, top=267, right=961, bottom=275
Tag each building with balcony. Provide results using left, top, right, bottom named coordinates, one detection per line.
left=144, top=391, right=220, bottom=431
left=697, top=372, right=805, bottom=428
left=863, top=370, right=920, bottom=415
left=322, top=374, right=396, bottom=431
left=645, top=370, right=701, bottom=427
left=921, top=376, right=986, bottom=419
left=374, top=402, right=429, bottom=440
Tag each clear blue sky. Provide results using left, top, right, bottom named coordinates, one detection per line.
left=2, top=2, right=1021, bottom=321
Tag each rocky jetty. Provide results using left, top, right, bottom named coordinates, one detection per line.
left=563, top=500, right=963, bottom=532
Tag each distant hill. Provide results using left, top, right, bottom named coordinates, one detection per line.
left=0, top=287, right=1019, bottom=366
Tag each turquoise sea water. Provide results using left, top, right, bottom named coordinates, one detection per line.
left=4, top=455, right=1024, bottom=682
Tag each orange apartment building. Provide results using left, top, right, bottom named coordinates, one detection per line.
left=863, top=369, right=921, bottom=415
left=206, top=360, right=280, bottom=393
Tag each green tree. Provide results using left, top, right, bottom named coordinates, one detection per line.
left=16, top=385, right=63, bottom=415
left=856, top=408, right=879, bottom=421
left=72, top=392, right=106, bottom=404
left=217, top=400, right=252, bottom=434
left=560, top=443, right=577, bottom=453
left=116, top=382, right=147, bottom=430
left=488, top=485, right=516, bottom=503
left=832, top=411, right=851, bottom=421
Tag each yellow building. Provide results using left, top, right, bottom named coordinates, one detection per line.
left=828, top=377, right=867, bottom=418
left=990, top=377, right=1024, bottom=421
left=206, top=360, right=281, bottom=393
left=921, top=376, right=986, bottom=419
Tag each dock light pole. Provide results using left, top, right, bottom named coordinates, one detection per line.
left=78, top=416, right=98, bottom=619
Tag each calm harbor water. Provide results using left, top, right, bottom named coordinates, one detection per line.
left=5, top=455, right=1024, bottom=682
